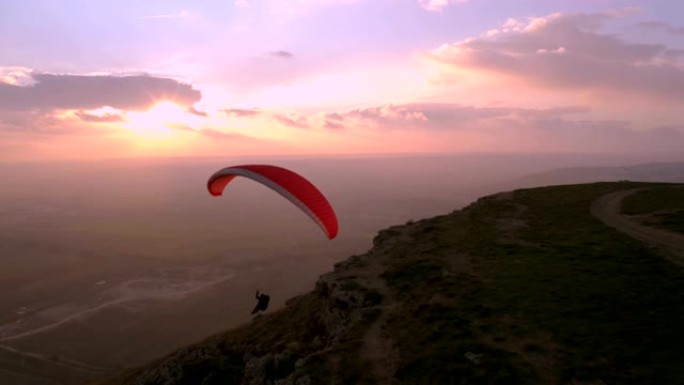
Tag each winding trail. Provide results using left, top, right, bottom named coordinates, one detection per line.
left=0, top=271, right=236, bottom=382
left=0, top=343, right=109, bottom=374
left=590, top=188, right=684, bottom=268
left=0, top=299, right=131, bottom=343
left=0, top=273, right=235, bottom=343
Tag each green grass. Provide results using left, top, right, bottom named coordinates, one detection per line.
left=498, top=183, right=684, bottom=383
left=622, top=185, right=684, bottom=233
left=381, top=209, right=541, bottom=384
left=381, top=182, right=684, bottom=384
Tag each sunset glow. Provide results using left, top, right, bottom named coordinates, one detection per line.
left=124, top=101, right=200, bottom=138
left=1, top=0, right=683, bottom=161
left=2, top=4, right=684, bottom=382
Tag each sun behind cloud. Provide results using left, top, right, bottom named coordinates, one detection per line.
left=123, top=101, right=204, bottom=138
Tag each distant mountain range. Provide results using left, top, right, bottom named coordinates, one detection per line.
left=499, top=162, right=684, bottom=190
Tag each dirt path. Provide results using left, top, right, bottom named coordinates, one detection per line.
left=590, top=188, right=684, bottom=267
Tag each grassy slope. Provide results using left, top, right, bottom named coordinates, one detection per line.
left=621, top=185, right=684, bottom=234
left=382, top=182, right=684, bottom=384
left=98, top=182, right=684, bottom=385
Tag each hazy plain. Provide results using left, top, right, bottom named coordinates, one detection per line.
left=1, top=152, right=682, bottom=384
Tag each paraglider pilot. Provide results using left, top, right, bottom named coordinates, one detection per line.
left=252, top=290, right=270, bottom=314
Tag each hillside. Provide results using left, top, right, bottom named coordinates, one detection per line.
left=97, top=182, right=684, bottom=385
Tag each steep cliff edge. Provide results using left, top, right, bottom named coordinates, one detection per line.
left=98, top=182, right=684, bottom=385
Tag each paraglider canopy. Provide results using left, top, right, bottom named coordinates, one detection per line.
left=207, top=164, right=339, bottom=239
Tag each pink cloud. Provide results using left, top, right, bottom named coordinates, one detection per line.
left=429, top=12, right=684, bottom=101
left=187, top=106, right=208, bottom=117
left=222, top=108, right=262, bottom=117
left=0, top=110, right=69, bottom=135
left=637, top=21, right=684, bottom=36
left=320, top=103, right=588, bottom=131
left=0, top=109, right=117, bottom=136
left=418, top=0, right=468, bottom=12
left=268, top=102, right=684, bottom=155
left=0, top=73, right=201, bottom=112
left=274, top=113, right=310, bottom=129
left=75, top=111, right=124, bottom=123
left=200, top=128, right=261, bottom=141
left=271, top=50, right=294, bottom=59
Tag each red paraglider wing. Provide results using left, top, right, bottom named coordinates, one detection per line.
left=207, top=165, right=339, bottom=239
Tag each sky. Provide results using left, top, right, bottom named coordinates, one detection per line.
left=1, top=0, right=684, bottom=161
